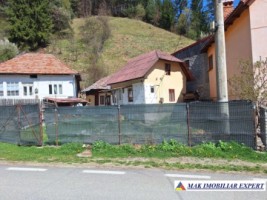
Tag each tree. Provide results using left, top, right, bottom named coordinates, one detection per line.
left=229, top=60, right=267, bottom=107
left=145, top=0, right=157, bottom=24
left=135, top=3, right=146, bottom=20
left=6, top=0, right=53, bottom=50
left=0, top=38, right=19, bottom=62
left=176, top=8, right=191, bottom=36
left=173, top=0, right=187, bottom=18
left=188, top=0, right=209, bottom=39
left=159, top=0, right=175, bottom=30
left=51, top=1, right=72, bottom=36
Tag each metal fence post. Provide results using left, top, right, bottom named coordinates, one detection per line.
left=54, top=108, right=59, bottom=146
left=39, top=103, right=43, bottom=146
left=186, top=103, right=191, bottom=147
left=117, top=104, right=121, bottom=145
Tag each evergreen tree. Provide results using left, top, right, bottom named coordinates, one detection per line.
left=173, top=0, right=187, bottom=18
left=159, top=0, right=175, bottom=30
left=6, top=0, right=53, bottom=50
left=145, top=0, right=157, bottom=24
left=189, top=0, right=209, bottom=39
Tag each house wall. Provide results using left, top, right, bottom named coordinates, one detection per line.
left=144, top=60, right=186, bottom=104
left=0, top=75, right=77, bottom=100
left=110, top=60, right=187, bottom=105
left=249, top=0, right=267, bottom=63
left=173, top=39, right=210, bottom=100
left=208, top=8, right=252, bottom=100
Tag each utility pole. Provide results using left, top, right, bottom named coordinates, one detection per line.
left=215, top=0, right=230, bottom=134
left=215, top=0, right=228, bottom=102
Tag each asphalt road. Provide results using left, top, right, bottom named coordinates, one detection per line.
left=0, top=164, right=266, bottom=200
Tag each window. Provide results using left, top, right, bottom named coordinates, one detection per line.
left=128, top=87, right=133, bottom=102
left=54, top=84, right=57, bottom=94
left=208, top=55, right=213, bottom=71
left=100, top=95, right=105, bottom=105
left=118, top=89, right=122, bottom=101
left=0, top=82, right=3, bottom=96
left=165, top=63, right=171, bottom=75
left=185, top=60, right=190, bottom=68
left=7, top=82, right=19, bottom=96
left=49, top=84, right=63, bottom=95
left=169, top=89, right=175, bottom=102
left=150, top=86, right=154, bottom=93
left=49, top=85, right=53, bottom=94
left=23, top=83, right=33, bottom=96
left=59, top=84, right=63, bottom=94
left=30, top=74, right=37, bottom=78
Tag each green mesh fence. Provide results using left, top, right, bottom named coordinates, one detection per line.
left=0, top=104, right=42, bottom=145
left=189, top=101, right=256, bottom=148
left=44, top=101, right=257, bottom=148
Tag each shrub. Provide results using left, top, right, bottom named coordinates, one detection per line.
left=0, top=38, right=18, bottom=62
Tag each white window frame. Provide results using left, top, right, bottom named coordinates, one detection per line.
left=0, top=82, right=3, bottom=96
left=23, top=83, right=34, bottom=96
left=7, top=82, right=19, bottom=96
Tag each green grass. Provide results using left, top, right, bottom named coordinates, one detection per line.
left=47, top=17, right=194, bottom=86
left=0, top=142, right=84, bottom=163
left=91, top=140, right=267, bottom=163
left=1, top=140, right=266, bottom=174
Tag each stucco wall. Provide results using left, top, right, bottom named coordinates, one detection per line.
left=0, top=75, right=77, bottom=100
left=208, top=8, right=252, bottom=100
left=249, top=0, right=267, bottom=63
left=111, top=60, right=187, bottom=105
left=145, top=60, right=186, bottom=103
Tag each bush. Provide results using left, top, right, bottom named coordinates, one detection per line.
left=0, top=39, right=18, bottom=62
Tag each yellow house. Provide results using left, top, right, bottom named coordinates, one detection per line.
left=203, top=0, right=267, bottom=100
left=106, top=50, right=193, bottom=105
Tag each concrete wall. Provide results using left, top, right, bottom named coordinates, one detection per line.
left=0, top=75, right=77, bottom=100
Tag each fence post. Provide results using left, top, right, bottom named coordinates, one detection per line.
left=54, top=108, right=59, bottom=146
left=186, top=103, right=191, bottom=147
left=117, top=104, right=121, bottom=145
left=39, top=103, right=43, bottom=146
left=16, top=104, right=22, bottom=145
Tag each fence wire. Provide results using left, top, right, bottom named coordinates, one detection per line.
left=0, top=104, right=41, bottom=145
left=43, top=101, right=257, bottom=148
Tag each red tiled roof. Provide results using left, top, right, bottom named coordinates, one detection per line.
left=107, top=50, right=193, bottom=85
left=201, top=0, right=253, bottom=52
left=0, top=53, right=78, bottom=75
left=82, top=75, right=112, bottom=92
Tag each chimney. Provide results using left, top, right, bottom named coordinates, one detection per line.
left=223, top=0, right=234, bottom=19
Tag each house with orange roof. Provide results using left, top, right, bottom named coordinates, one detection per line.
left=174, top=0, right=267, bottom=101
left=105, top=50, right=193, bottom=105
left=0, top=53, right=81, bottom=101
left=203, top=0, right=267, bottom=100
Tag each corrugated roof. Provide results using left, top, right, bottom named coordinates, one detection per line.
left=107, top=50, right=192, bottom=85
left=82, top=75, right=112, bottom=92
left=0, top=53, right=78, bottom=75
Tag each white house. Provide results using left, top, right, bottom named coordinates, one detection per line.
left=106, top=50, right=193, bottom=105
left=0, top=53, right=81, bottom=102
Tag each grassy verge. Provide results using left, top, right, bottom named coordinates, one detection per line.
left=0, top=140, right=266, bottom=174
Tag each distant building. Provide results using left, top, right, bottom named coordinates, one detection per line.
left=105, top=50, right=193, bottom=105
left=0, top=53, right=81, bottom=102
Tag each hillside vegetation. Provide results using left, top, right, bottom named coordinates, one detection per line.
left=47, top=16, right=194, bottom=87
